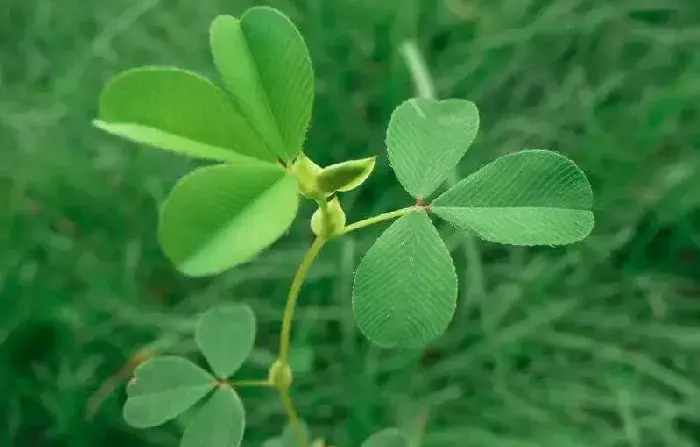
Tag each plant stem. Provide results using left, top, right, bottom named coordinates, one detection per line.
left=279, top=388, right=308, bottom=447
left=278, top=236, right=327, bottom=363
left=338, top=206, right=417, bottom=236
left=399, top=40, right=437, bottom=100
left=231, top=379, right=272, bottom=388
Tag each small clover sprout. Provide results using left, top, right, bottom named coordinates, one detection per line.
left=94, top=6, right=594, bottom=447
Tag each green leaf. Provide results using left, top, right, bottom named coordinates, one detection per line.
left=181, top=386, right=245, bottom=447
left=353, top=211, right=458, bottom=348
left=158, top=163, right=299, bottom=277
left=386, top=98, right=479, bottom=199
left=432, top=149, right=594, bottom=245
left=196, top=305, right=256, bottom=378
left=361, top=428, right=408, bottom=447
left=210, top=8, right=314, bottom=162
left=123, top=356, right=214, bottom=428
left=262, top=440, right=282, bottom=447
left=317, top=156, right=377, bottom=194
left=281, top=421, right=310, bottom=447
left=96, top=66, right=270, bottom=163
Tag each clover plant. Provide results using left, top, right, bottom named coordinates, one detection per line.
left=94, top=6, right=594, bottom=447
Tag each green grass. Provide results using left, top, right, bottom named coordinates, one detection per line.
left=2, top=0, right=700, bottom=446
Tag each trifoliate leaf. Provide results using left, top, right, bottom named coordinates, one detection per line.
left=317, top=156, right=377, bottom=194
left=386, top=98, right=479, bottom=199
left=353, top=211, right=458, bottom=348
left=123, top=356, right=214, bottom=428
left=196, top=305, right=256, bottom=378
left=180, top=386, right=245, bottom=447
left=361, top=428, right=408, bottom=447
left=96, top=66, right=269, bottom=164
left=158, top=163, right=298, bottom=277
left=432, top=149, right=594, bottom=245
left=210, top=8, right=313, bottom=162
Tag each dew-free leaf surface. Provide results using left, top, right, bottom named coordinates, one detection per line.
left=180, top=386, right=246, bottom=447
left=196, top=305, right=256, bottom=378
left=158, top=163, right=299, bottom=277
left=353, top=211, right=457, bottom=348
left=433, top=149, right=594, bottom=245
left=96, top=66, right=266, bottom=163
left=123, top=356, right=214, bottom=428
left=386, top=98, right=479, bottom=199
left=210, top=7, right=313, bottom=163
left=317, top=156, right=377, bottom=194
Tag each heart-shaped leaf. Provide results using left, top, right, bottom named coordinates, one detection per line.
left=158, top=163, right=299, bottom=277
left=123, top=356, right=214, bottom=428
left=96, top=66, right=270, bottom=164
left=387, top=98, right=479, bottom=199
left=317, top=156, right=376, bottom=194
left=196, top=305, right=256, bottom=379
left=361, top=428, right=408, bottom=447
left=432, top=149, right=594, bottom=245
left=210, top=8, right=313, bottom=163
left=180, top=386, right=246, bottom=447
left=353, top=211, right=458, bottom=348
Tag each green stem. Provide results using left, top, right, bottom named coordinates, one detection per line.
left=231, top=379, right=272, bottom=388
left=338, top=206, right=417, bottom=236
left=399, top=40, right=437, bottom=99
left=278, top=236, right=327, bottom=363
left=279, top=388, right=307, bottom=447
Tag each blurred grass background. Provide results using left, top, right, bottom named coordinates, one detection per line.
left=2, top=0, right=700, bottom=446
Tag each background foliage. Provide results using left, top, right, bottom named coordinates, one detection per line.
left=2, top=0, right=700, bottom=446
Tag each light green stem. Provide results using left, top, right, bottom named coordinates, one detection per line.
left=338, top=206, right=418, bottom=236
left=278, top=236, right=327, bottom=363
left=279, top=388, right=308, bottom=447
left=274, top=204, right=418, bottom=447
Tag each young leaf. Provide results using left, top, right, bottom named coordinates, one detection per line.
left=210, top=8, right=314, bottom=163
left=158, top=163, right=299, bottom=277
left=386, top=98, right=479, bottom=199
left=96, top=66, right=271, bottom=164
left=317, top=156, right=377, bottom=194
left=432, top=149, right=594, bottom=245
left=353, top=211, right=458, bottom=348
left=361, top=428, right=408, bottom=447
left=123, top=356, right=214, bottom=428
left=180, top=386, right=245, bottom=447
left=196, top=305, right=256, bottom=379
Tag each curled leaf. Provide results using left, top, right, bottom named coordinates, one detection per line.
left=317, top=156, right=376, bottom=194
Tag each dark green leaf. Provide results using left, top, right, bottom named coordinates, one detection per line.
left=158, top=163, right=299, bottom=277
left=196, top=305, right=256, bottom=378
left=96, top=66, right=269, bottom=163
left=432, top=150, right=594, bottom=245
left=386, top=98, right=479, bottom=198
left=180, top=386, right=245, bottom=447
left=353, top=211, right=458, bottom=348
left=123, top=356, right=214, bottom=428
